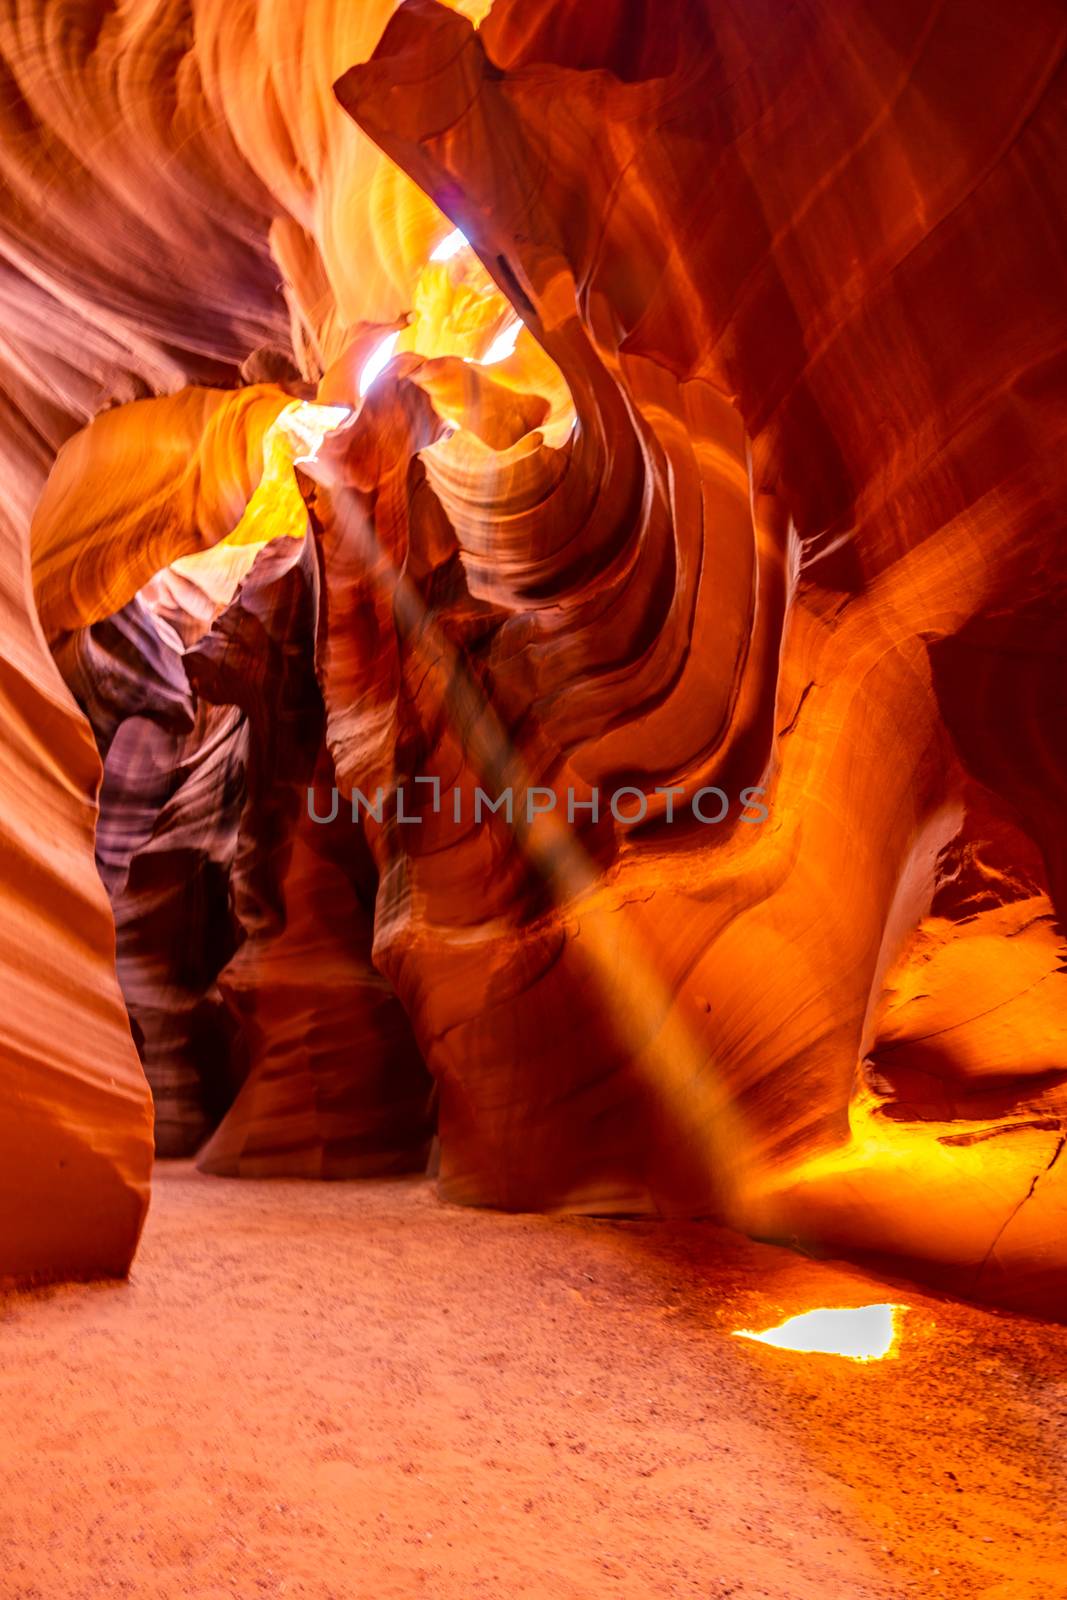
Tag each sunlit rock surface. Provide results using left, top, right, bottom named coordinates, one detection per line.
left=0, top=0, right=1064, bottom=1311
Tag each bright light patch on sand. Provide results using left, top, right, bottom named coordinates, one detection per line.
left=732, top=1304, right=905, bottom=1362
left=429, top=226, right=469, bottom=261
left=358, top=331, right=401, bottom=397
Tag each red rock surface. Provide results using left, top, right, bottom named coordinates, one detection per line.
left=0, top=0, right=1064, bottom=1316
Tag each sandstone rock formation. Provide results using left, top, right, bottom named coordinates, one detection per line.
left=188, top=534, right=434, bottom=1179
left=0, top=0, right=1064, bottom=1313
left=0, top=493, right=153, bottom=1283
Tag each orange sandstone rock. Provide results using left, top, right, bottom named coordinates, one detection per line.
left=0, top=499, right=153, bottom=1283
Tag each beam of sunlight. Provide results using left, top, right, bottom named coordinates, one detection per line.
left=732, top=1304, right=906, bottom=1362
left=358, top=331, right=401, bottom=397
left=429, top=226, right=469, bottom=262
left=300, top=466, right=757, bottom=1226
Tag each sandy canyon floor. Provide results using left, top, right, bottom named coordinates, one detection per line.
left=0, top=1167, right=1064, bottom=1600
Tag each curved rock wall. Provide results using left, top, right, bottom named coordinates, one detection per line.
left=0, top=441, right=152, bottom=1283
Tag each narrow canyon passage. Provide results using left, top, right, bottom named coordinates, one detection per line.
left=2, top=3, right=1067, bottom=1594
left=1, top=1168, right=1064, bottom=1600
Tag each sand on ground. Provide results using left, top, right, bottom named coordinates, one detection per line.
left=1, top=1166, right=1064, bottom=1600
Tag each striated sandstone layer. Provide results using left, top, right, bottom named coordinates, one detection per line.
left=0, top=0, right=1064, bottom=1313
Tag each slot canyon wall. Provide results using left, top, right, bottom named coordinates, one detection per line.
left=1, top=0, right=1065, bottom=1314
